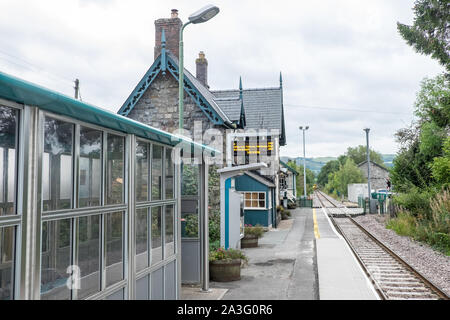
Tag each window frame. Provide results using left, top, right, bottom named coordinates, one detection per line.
left=37, top=111, right=129, bottom=300
left=0, top=99, right=23, bottom=300
left=243, top=192, right=267, bottom=210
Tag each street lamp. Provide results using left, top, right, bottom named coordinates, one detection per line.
left=178, top=5, right=220, bottom=131
left=364, top=128, right=372, bottom=213
left=299, top=126, right=309, bottom=198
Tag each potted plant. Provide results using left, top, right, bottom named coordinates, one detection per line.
left=209, top=247, right=248, bottom=282
left=241, top=224, right=264, bottom=248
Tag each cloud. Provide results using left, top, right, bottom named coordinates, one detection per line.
left=0, top=0, right=444, bottom=159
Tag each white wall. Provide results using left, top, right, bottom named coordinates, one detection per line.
left=347, top=183, right=368, bottom=203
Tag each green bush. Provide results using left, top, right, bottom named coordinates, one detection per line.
left=209, top=211, right=221, bottom=243
left=386, top=211, right=417, bottom=236
left=387, top=189, right=450, bottom=256
left=392, top=187, right=433, bottom=218
left=209, top=247, right=248, bottom=263
left=209, top=240, right=220, bottom=252
left=184, top=213, right=198, bottom=237
left=244, top=224, right=264, bottom=238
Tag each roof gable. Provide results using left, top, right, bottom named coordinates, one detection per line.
left=357, top=160, right=389, bottom=172
left=117, top=49, right=231, bottom=127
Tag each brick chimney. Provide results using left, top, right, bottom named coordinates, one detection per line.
left=196, top=51, right=208, bottom=88
left=154, top=9, right=182, bottom=59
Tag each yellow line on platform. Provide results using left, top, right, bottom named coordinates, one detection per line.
left=313, top=208, right=320, bottom=239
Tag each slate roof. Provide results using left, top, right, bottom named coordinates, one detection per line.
left=357, top=160, right=389, bottom=172
left=213, top=97, right=242, bottom=122
left=211, top=87, right=284, bottom=133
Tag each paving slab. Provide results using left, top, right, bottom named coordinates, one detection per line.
left=212, top=208, right=318, bottom=300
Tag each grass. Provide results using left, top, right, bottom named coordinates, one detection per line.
left=386, top=189, right=450, bottom=256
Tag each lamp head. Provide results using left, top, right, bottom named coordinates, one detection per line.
left=305, top=126, right=309, bottom=130
left=188, top=4, right=220, bottom=24
left=299, top=126, right=303, bottom=130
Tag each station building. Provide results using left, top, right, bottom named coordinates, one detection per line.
left=0, top=71, right=214, bottom=300
left=279, top=160, right=298, bottom=203
left=118, top=9, right=287, bottom=237
left=357, top=160, right=390, bottom=191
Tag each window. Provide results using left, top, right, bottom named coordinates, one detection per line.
left=106, top=134, right=124, bottom=205
left=151, top=206, right=162, bottom=265
left=165, top=205, right=174, bottom=257
left=0, top=106, right=18, bottom=216
left=43, top=118, right=74, bottom=211
left=244, top=192, right=266, bottom=209
left=79, top=127, right=102, bottom=207
left=181, top=163, right=199, bottom=238
left=40, top=219, right=71, bottom=300
left=77, top=215, right=101, bottom=299
left=165, top=148, right=174, bottom=199
left=151, top=145, right=162, bottom=201
left=135, top=208, right=148, bottom=272
left=105, top=212, right=124, bottom=287
left=136, top=142, right=149, bottom=202
left=0, top=226, right=15, bottom=300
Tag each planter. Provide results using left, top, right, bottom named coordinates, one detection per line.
left=241, top=234, right=259, bottom=248
left=209, top=259, right=241, bottom=282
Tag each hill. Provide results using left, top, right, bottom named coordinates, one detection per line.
left=281, top=154, right=395, bottom=175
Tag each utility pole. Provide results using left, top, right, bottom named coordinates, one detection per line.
left=364, top=128, right=372, bottom=213
left=74, top=79, right=80, bottom=100
left=299, top=126, right=309, bottom=198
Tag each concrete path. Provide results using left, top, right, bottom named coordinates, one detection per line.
left=208, top=207, right=378, bottom=300
left=314, top=207, right=378, bottom=300
left=211, top=208, right=319, bottom=300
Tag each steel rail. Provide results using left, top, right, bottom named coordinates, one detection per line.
left=349, top=217, right=449, bottom=300
left=315, top=190, right=449, bottom=300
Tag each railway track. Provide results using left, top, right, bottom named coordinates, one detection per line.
left=313, top=190, right=449, bottom=300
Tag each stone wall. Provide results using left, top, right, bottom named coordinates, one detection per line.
left=358, top=162, right=389, bottom=191
left=128, top=73, right=220, bottom=135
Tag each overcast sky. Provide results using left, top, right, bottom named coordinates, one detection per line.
left=0, top=0, right=445, bottom=158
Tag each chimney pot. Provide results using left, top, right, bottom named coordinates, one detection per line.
left=171, top=9, right=178, bottom=18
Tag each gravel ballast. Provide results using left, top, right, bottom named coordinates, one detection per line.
left=353, top=214, right=450, bottom=297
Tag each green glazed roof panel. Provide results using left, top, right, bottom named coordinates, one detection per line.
left=0, top=71, right=219, bottom=154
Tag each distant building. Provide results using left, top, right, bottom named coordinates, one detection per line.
left=279, top=160, right=298, bottom=202
left=357, top=160, right=390, bottom=191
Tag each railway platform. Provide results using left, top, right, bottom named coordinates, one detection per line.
left=314, top=207, right=379, bottom=300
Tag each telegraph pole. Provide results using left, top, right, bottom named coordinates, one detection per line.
left=74, top=79, right=80, bottom=100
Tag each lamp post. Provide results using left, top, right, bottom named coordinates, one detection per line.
left=299, top=126, right=309, bottom=198
left=364, top=128, right=372, bottom=213
left=178, top=4, right=220, bottom=132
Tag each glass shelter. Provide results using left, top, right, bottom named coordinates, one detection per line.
left=0, top=71, right=214, bottom=300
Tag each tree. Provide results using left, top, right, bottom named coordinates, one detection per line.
left=430, top=136, right=450, bottom=186
left=397, top=0, right=450, bottom=74
left=391, top=74, right=449, bottom=192
left=345, top=145, right=385, bottom=167
left=317, top=160, right=340, bottom=187
left=287, top=160, right=315, bottom=196
left=325, top=158, right=366, bottom=198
